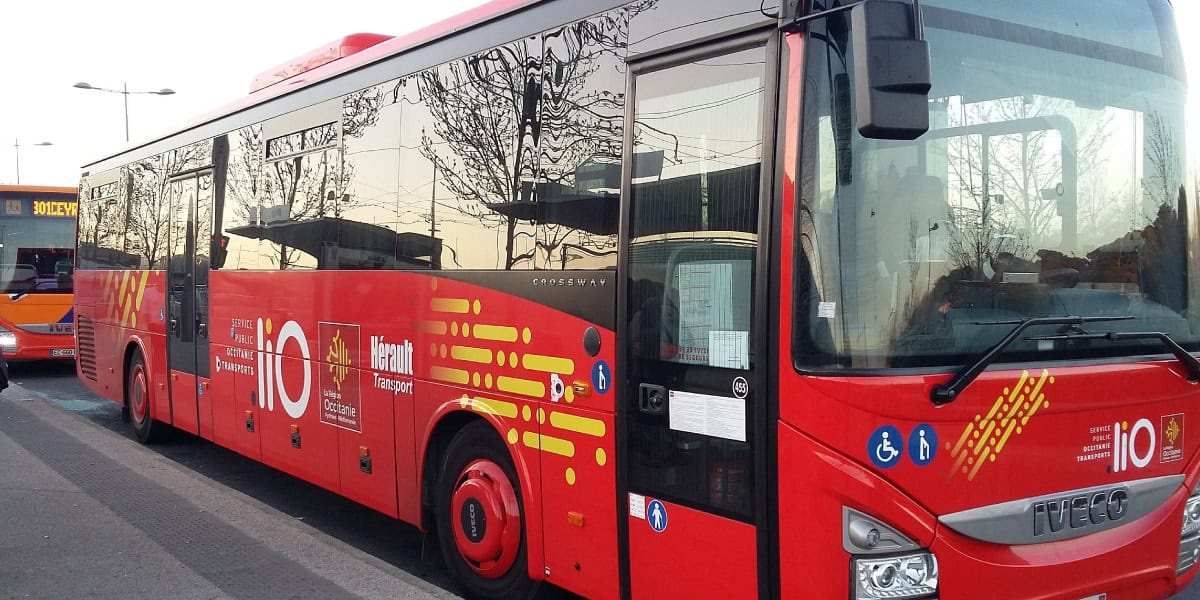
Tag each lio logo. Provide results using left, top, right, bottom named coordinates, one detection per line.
left=255, top=318, right=312, bottom=419
left=1113, top=418, right=1155, bottom=473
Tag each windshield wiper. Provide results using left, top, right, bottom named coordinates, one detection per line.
left=1025, top=330, right=1200, bottom=383
left=931, top=315, right=1133, bottom=406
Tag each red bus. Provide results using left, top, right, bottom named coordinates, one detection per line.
left=75, top=1, right=1198, bottom=598
left=0, top=185, right=78, bottom=360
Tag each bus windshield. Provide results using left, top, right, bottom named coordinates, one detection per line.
left=796, top=0, right=1193, bottom=369
left=0, top=194, right=77, bottom=294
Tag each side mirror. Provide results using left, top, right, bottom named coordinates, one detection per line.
left=851, top=0, right=932, bottom=140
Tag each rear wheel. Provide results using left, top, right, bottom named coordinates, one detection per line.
left=127, top=352, right=166, bottom=444
left=435, top=421, right=539, bottom=600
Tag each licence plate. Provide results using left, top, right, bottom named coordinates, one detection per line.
left=1079, top=594, right=1107, bottom=600
left=50, top=348, right=75, bottom=357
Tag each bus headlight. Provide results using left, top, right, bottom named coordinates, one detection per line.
left=844, top=507, right=938, bottom=599
left=1179, top=485, right=1200, bottom=574
left=0, top=326, right=17, bottom=353
left=1183, top=494, right=1200, bottom=537
left=854, top=552, right=938, bottom=599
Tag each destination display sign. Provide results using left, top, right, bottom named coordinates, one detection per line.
left=2, top=197, right=78, bottom=218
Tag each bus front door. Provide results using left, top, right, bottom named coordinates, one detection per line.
left=619, top=37, right=774, bottom=600
left=166, top=170, right=214, bottom=438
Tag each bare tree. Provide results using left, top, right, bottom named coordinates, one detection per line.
left=123, top=143, right=209, bottom=268
left=416, top=9, right=637, bottom=269
left=252, top=88, right=381, bottom=269
left=945, top=96, right=1111, bottom=259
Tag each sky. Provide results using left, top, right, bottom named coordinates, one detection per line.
left=0, top=1, right=1197, bottom=187
left=0, top=0, right=488, bottom=186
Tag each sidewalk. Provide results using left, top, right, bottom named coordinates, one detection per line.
left=0, top=385, right=456, bottom=600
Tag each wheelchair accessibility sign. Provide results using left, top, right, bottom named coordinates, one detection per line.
left=867, top=425, right=903, bottom=469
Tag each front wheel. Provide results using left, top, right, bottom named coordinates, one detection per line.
left=127, top=352, right=167, bottom=444
left=435, top=421, right=539, bottom=600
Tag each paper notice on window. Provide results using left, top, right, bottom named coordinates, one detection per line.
left=709, top=330, right=749, bottom=369
left=676, top=263, right=734, bottom=365
left=669, top=390, right=746, bottom=442
left=818, top=301, right=836, bottom=319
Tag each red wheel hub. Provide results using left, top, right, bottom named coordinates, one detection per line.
left=130, top=365, right=148, bottom=425
left=450, top=458, right=521, bottom=579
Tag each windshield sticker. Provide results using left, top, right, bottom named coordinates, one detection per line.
left=949, top=369, right=1053, bottom=480
left=818, top=302, right=836, bottom=319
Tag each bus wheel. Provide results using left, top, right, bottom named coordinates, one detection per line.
left=127, top=352, right=166, bottom=444
left=435, top=421, right=539, bottom=600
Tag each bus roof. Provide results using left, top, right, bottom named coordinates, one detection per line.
left=82, top=0, right=541, bottom=170
left=0, top=185, right=77, bottom=196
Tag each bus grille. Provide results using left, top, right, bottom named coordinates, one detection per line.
left=76, top=316, right=97, bottom=381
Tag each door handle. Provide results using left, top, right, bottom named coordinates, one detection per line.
left=197, top=322, right=207, bottom=338
left=169, top=318, right=179, bottom=335
left=638, top=384, right=667, bottom=416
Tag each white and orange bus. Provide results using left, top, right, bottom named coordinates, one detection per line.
left=0, top=185, right=77, bottom=359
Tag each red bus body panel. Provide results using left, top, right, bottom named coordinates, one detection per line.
left=628, top=499, right=758, bottom=599
left=78, top=268, right=620, bottom=598
left=774, top=32, right=1200, bottom=600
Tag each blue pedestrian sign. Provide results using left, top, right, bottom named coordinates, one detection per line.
left=592, top=360, right=611, bottom=395
left=908, top=424, right=937, bottom=467
left=647, top=499, right=668, bottom=532
left=867, top=425, right=903, bottom=469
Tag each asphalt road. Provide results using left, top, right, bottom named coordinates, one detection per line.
left=1, top=360, right=460, bottom=600
left=7, top=360, right=1200, bottom=600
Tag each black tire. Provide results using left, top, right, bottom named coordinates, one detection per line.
left=126, top=352, right=167, bottom=444
left=435, top=421, right=539, bottom=600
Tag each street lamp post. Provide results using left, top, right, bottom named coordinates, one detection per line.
left=73, top=82, right=176, bottom=142
left=13, top=139, right=52, bottom=185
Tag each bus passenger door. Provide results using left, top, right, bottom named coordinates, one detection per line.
left=620, top=37, right=774, bottom=600
left=166, top=171, right=214, bottom=437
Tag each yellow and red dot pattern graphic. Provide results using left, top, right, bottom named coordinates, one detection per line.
left=421, top=278, right=609, bottom=487
left=949, top=369, right=1054, bottom=480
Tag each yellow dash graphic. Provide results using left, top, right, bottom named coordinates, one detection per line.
left=549, top=412, right=606, bottom=437
left=430, top=366, right=469, bottom=384
left=968, top=446, right=992, bottom=480
left=949, top=369, right=1053, bottom=480
left=951, top=422, right=976, bottom=456
left=134, top=272, right=148, bottom=310
left=498, top=376, right=546, bottom=398
left=994, top=418, right=1020, bottom=453
left=973, top=420, right=997, bottom=456
left=418, top=320, right=448, bottom=335
left=522, top=354, right=575, bottom=374
left=522, top=431, right=576, bottom=457
left=431, top=298, right=470, bottom=313
left=467, top=397, right=518, bottom=419
left=473, top=324, right=519, bottom=342
left=451, top=346, right=493, bottom=364
left=118, top=271, right=131, bottom=305
left=121, top=292, right=135, bottom=327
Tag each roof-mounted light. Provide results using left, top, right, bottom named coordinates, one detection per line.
left=249, top=33, right=392, bottom=94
